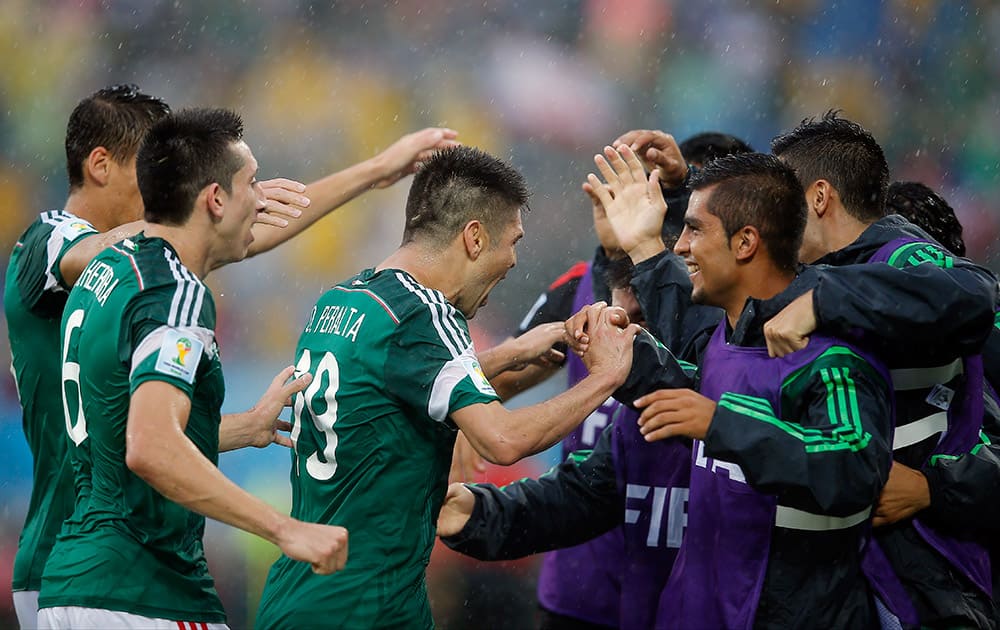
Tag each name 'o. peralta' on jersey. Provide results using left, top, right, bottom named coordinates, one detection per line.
left=257, top=267, right=499, bottom=630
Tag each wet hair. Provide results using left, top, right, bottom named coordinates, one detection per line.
left=604, top=256, right=636, bottom=291
left=688, top=152, right=807, bottom=273
left=887, top=181, right=966, bottom=257
left=770, top=110, right=888, bottom=222
left=65, top=84, right=171, bottom=189
left=678, top=132, right=753, bottom=168
left=662, top=131, right=755, bottom=244
left=137, top=108, right=246, bottom=226
left=402, top=146, right=529, bottom=247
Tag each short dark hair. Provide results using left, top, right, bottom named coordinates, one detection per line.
left=604, top=256, right=635, bottom=291
left=688, top=152, right=807, bottom=273
left=137, top=108, right=246, bottom=226
left=402, top=146, right=529, bottom=247
left=770, top=110, right=888, bottom=222
left=679, top=132, right=753, bottom=168
left=887, top=181, right=966, bottom=257
left=65, top=84, right=171, bottom=190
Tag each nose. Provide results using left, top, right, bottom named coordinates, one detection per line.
left=674, top=227, right=691, bottom=256
left=254, top=182, right=267, bottom=210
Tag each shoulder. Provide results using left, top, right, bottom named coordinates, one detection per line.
left=377, top=270, right=472, bottom=354
left=22, top=211, right=97, bottom=244
left=121, top=238, right=215, bottom=330
left=785, top=341, right=889, bottom=394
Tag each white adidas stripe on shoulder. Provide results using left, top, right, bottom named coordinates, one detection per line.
left=394, top=272, right=470, bottom=359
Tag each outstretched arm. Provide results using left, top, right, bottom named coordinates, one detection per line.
left=127, top=381, right=348, bottom=574
left=439, top=427, right=622, bottom=559
left=247, top=127, right=459, bottom=256
left=59, top=220, right=147, bottom=287
left=453, top=306, right=638, bottom=465
left=765, top=245, right=998, bottom=361
left=218, top=365, right=311, bottom=452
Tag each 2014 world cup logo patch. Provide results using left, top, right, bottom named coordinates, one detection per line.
left=155, top=328, right=205, bottom=384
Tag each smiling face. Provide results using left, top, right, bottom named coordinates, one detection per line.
left=461, top=209, right=524, bottom=319
left=673, top=185, right=741, bottom=310
left=216, top=141, right=266, bottom=264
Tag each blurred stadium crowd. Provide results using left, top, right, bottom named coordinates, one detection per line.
left=2, top=0, right=999, bottom=627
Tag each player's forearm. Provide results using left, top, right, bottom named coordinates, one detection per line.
left=60, top=220, right=146, bottom=286
left=127, top=426, right=289, bottom=543
left=248, top=158, right=385, bottom=256
left=488, top=363, right=560, bottom=401
left=218, top=412, right=256, bottom=452
left=482, top=372, right=620, bottom=464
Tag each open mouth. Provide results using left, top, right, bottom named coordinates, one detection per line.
left=685, top=261, right=700, bottom=276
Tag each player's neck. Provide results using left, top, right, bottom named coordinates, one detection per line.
left=824, top=205, right=874, bottom=256
left=144, top=222, right=211, bottom=279
left=378, top=244, right=463, bottom=302
left=63, top=188, right=125, bottom=232
left=724, top=263, right=794, bottom=328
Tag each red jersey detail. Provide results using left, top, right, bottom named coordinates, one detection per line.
left=548, top=261, right=588, bottom=290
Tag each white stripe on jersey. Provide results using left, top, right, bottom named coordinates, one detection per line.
left=40, top=211, right=95, bottom=294
left=164, top=250, right=205, bottom=327
left=395, top=272, right=470, bottom=358
left=422, top=282, right=471, bottom=348
left=427, top=346, right=481, bottom=422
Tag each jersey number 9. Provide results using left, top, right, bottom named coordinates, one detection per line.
left=291, top=349, right=340, bottom=480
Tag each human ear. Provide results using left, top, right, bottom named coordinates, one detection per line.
left=808, top=180, right=832, bottom=218
left=85, top=147, right=111, bottom=186
left=206, top=183, right=225, bottom=220
left=462, top=220, right=486, bottom=260
left=734, top=226, right=760, bottom=261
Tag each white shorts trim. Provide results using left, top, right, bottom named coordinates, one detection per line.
left=37, top=606, right=229, bottom=630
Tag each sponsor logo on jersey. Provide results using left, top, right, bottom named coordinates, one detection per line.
left=155, top=328, right=204, bottom=384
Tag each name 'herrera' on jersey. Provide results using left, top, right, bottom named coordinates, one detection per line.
left=303, top=304, right=366, bottom=341
left=76, top=260, right=119, bottom=306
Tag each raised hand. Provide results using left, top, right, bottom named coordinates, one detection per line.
left=613, top=129, right=688, bottom=188
left=583, top=179, right=623, bottom=258
left=587, top=144, right=667, bottom=263
left=371, top=127, right=460, bottom=189
left=256, top=178, right=311, bottom=228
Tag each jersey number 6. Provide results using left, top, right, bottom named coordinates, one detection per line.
left=61, top=309, right=88, bottom=446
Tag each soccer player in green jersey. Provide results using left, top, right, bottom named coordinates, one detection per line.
left=35, top=108, right=353, bottom=629
left=256, top=146, right=640, bottom=629
left=6, top=85, right=171, bottom=629
left=7, top=83, right=458, bottom=628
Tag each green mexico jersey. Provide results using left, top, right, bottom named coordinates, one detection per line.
left=38, top=234, right=227, bottom=624
left=257, top=268, right=500, bottom=630
left=5, top=211, right=98, bottom=592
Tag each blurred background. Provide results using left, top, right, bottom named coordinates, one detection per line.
left=1, top=0, right=999, bottom=627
